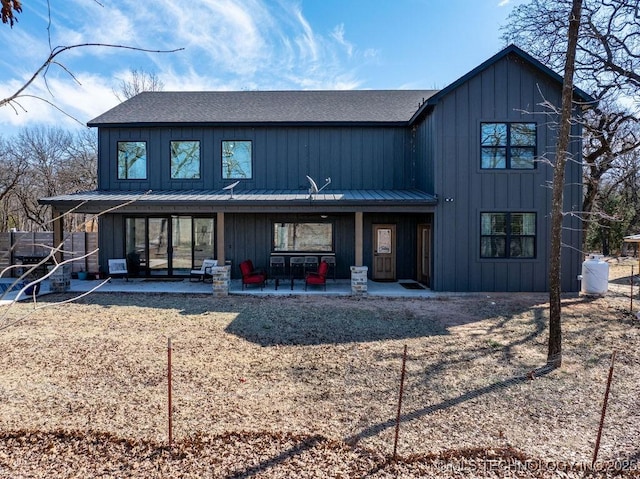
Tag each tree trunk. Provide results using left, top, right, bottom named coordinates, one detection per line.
left=548, top=0, right=583, bottom=368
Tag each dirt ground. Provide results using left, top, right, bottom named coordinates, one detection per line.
left=0, top=258, right=638, bottom=477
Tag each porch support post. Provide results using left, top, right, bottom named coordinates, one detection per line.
left=355, top=211, right=363, bottom=266
left=52, top=207, right=64, bottom=262
left=216, top=212, right=225, bottom=264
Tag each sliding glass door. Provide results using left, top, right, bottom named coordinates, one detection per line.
left=148, top=217, right=170, bottom=275
left=125, top=216, right=214, bottom=276
left=193, top=218, right=215, bottom=268
left=171, top=216, right=193, bottom=275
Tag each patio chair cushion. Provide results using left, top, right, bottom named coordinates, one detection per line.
left=240, top=259, right=267, bottom=289
left=190, top=259, right=217, bottom=282
left=243, top=274, right=266, bottom=285
left=305, top=261, right=329, bottom=289
left=108, top=259, right=129, bottom=281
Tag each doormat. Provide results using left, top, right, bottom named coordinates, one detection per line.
left=399, top=281, right=426, bottom=290
left=143, top=278, right=185, bottom=282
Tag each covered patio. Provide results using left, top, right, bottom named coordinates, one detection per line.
left=40, top=189, right=437, bottom=283
left=1, top=276, right=446, bottom=305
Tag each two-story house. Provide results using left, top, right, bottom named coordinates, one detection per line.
left=41, top=45, right=593, bottom=292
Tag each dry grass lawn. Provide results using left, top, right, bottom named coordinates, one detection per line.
left=0, top=259, right=638, bottom=477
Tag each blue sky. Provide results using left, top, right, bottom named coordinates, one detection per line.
left=0, top=0, right=524, bottom=135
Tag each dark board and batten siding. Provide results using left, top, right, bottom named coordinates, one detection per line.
left=362, top=213, right=432, bottom=281
left=101, top=212, right=358, bottom=279
left=98, top=126, right=413, bottom=192
left=224, top=213, right=355, bottom=279
left=426, top=54, right=582, bottom=292
left=98, top=212, right=432, bottom=280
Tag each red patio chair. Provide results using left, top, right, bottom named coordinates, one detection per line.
left=304, top=260, right=329, bottom=291
left=239, top=259, right=266, bottom=290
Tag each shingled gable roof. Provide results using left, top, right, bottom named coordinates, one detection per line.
left=409, top=44, right=597, bottom=124
left=87, top=90, right=439, bottom=127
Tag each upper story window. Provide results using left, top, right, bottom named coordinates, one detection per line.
left=481, top=212, right=536, bottom=259
left=481, top=122, right=536, bottom=169
left=273, top=222, right=333, bottom=252
left=117, top=141, right=147, bottom=179
left=170, top=141, right=201, bottom=179
left=222, top=140, right=252, bottom=179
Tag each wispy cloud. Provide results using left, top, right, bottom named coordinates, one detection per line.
left=0, top=0, right=368, bottom=132
left=331, top=24, right=354, bottom=57
left=498, top=0, right=511, bottom=6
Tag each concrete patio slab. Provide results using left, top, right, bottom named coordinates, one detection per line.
left=1, top=277, right=442, bottom=304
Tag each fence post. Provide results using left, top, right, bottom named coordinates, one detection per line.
left=168, top=337, right=173, bottom=447
left=10, top=230, right=15, bottom=272
left=592, top=350, right=617, bottom=468
left=393, top=345, right=408, bottom=461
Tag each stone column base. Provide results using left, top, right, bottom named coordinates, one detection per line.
left=350, top=266, right=368, bottom=296
left=211, top=266, right=230, bottom=297
left=49, top=264, right=71, bottom=293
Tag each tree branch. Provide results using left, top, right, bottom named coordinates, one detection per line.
left=0, top=43, right=184, bottom=110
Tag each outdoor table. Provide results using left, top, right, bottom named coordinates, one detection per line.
left=269, top=252, right=335, bottom=290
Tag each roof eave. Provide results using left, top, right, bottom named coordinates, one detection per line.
left=39, top=190, right=438, bottom=214
left=40, top=198, right=437, bottom=214
left=86, top=120, right=412, bottom=128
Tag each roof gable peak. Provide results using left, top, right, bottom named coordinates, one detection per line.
left=409, top=44, right=596, bottom=124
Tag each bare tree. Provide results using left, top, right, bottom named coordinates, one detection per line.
left=12, top=127, right=74, bottom=230
left=548, top=0, right=583, bottom=368
left=582, top=103, right=640, bottom=248
left=0, top=2, right=181, bottom=123
left=503, top=0, right=640, bottom=100
left=587, top=141, right=640, bottom=254
left=58, top=129, right=99, bottom=232
left=0, top=135, right=28, bottom=230
left=114, top=68, right=165, bottom=102
left=503, top=0, right=640, bottom=252
left=0, top=193, right=151, bottom=331
left=63, top=129, right=98, bottom=194
left=0, top=128, right=99, bottom=232
left=0, top=0, right=179, bottom=231
left=0, top=135, right=26, bottom=203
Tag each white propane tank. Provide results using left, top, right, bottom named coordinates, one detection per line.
left=580, top=255, right=609, bottom=295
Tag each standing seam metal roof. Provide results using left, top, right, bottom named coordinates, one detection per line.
left=40, top=189, right=437, bottom=204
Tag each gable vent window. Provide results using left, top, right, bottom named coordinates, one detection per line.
left=481, top=122, right=536, bottom=169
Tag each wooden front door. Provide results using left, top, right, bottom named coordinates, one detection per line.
left=372, top=224, right=396, bottom=281
left=417, top=223, right=431, bottom=287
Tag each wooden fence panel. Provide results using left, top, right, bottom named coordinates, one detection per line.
left=0, top=232, right=98, bottom=276
left=34, top=232, right=54, bottom=256
left=86, top=232, right=99, bottom=273
left=0, top=234, right=10, bottom=275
